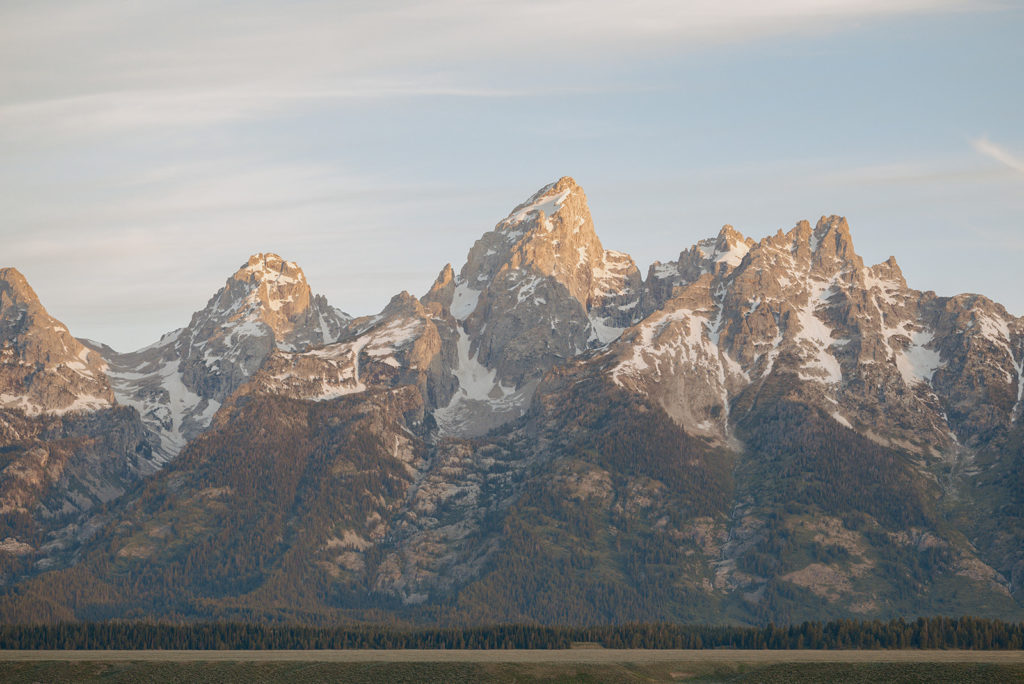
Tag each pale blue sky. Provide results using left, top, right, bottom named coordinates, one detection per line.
left=2, top=1, right=1022, bottom=351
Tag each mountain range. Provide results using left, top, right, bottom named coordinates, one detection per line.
left=1, top=177, right=1022, bottom=625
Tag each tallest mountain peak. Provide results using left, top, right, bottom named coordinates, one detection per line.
left=524, top=175, right=581, bottom=201
left=239, top=252, right=306, bottom=282
left=461, top=176, right=618, bottom=305
left=548, top=175, right=581, bottom=193
left=497, top=176, right=589, bottom=238
left=437, top=177, right=641, bottom=396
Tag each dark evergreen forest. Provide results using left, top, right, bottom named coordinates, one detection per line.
left=1, top=617, right=1022, bottom=650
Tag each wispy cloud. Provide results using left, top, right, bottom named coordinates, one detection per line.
left=0, top=0, right=982, bottom=138
left=972, top=137, right=1024, bottom=175
left=0, top=83, right=560, bottom=143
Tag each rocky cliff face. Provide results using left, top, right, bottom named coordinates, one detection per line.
left=455, top=177, right=642, bottom=367
left=0, top=269, right=114, bottom=416
left=0, top=406, right=152, bottom=569
left=102, top=253, right=351, bottom=459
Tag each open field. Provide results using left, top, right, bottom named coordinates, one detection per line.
left=2, top=650, right=1024, bottom=683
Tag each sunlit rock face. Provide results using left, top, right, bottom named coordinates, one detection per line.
left=101, top=253, right=351, bottom=460
left=0, top=268, right=114, bottom=416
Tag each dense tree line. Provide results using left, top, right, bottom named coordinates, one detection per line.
left=587, top=617, right=1024, bottom=650
left=1, top=617, right=1022, bottom=650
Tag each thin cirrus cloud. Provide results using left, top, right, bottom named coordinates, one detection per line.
left=972, top=137, right=1024, bottom=175
left=0, top=0, right=982, bottom=138
left=6, top=158, right=385, bottom=245
left=0, top=83, right=558, bottom=143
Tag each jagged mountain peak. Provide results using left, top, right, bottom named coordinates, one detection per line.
left=498, top=176, right=582, bottom=230
left=742, top=216, right=865, bottom=281
left=810, top=215, right=859, bottom=267
left=0, top=269, right=59, bottom=336
left=866, top=255, right=907, bottom=289
left=240, top=252, right=304, bottom=278
left=421, top=263, right=455, bottom=315
left=233, top=253, right=310, bottom=308
left=442, top=178, right=641, bottom=389
left=462, top=176, right=604, bottom=298
left=0, top=267, right=36, bottom=304
left=102, top=252, right=351, bottom=460
left=716, top=223, right=753, bottom=247
left=695, top=225, right=756, bottom=269
left=456, top=176, right=641, bottom=317
left=1, top=268, right=45, bottom=340
left=208, top=252, right=313, bottom=339
left=381, top=290, right=430, bottom=320
left=813, top=214, right=849, bottom=237
left=183, top=251, right=350, bottom=354
left=641, top=224, right=756, bottom=317
left=412, top=178, right=644, bottom=434
left=0, top=268, right=114, bottom=415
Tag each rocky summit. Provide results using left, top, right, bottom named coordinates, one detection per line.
left=97, top=253, right=351, bottom=460
left=0, top=177, right=1023, bottom=626
left=0, top=268, right=114, bottom=416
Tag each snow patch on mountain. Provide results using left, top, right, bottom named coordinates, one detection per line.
left=831, top=411, right=853, bottom=429
left=614, top=308, right=719, bottom=382
left=449, top=328, right=505, bottom=401
left=450, top=282, right=481, bottom=321
left=794, top=280, right=843, bottom=385
left=0, top=392, right=111, bottom=417
left=362, top=318, right=425, bottom=365
left=503, top=186, right=571, bottom=229
left=1013, top=352, right=1024, bottom=423
left=863, top=270, right=903, bottom=305
left=974, top=313, right=1014, bottom=360
left=589, top=315, right=626, bottom=345
left=433, top=327, right=534, bottom=437
left=697, top=236, right=750, bottom=268
left=894, top=331, right=943, bottom=386
left=106, top=334, right=220, bottom=462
